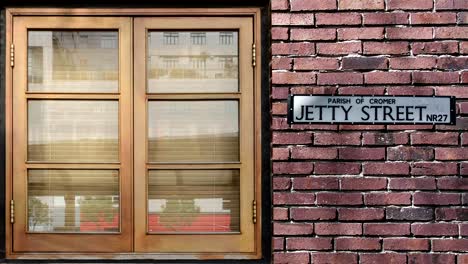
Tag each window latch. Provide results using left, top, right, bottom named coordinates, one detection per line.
left=10, top=200, right=14, bottom=224
left=252, top=43, right=256, bottom=67
left=10, top=44, right=14, bottom=68
left=252, top=200, right=257, bottom=224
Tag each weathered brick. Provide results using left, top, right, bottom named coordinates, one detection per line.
left=435, top=86, right=468, bottom=99
left=433, top=239, right=468, bottom=252
left=316, top=13, right=361, bottom=25
left=413, top=71, right=460, bottom=84
left=341, top=177, right=387, bottom=190
left=435, top=27, right=468, bottom=39
left=274, top=252, right=310, bottom=264
left=272, top=13, right=314, bottom=26
left=273, top=177, right=291, bottom=190
left=339, top=0, right=384, bottom=10
left=312, top=253, right=358, bottom=264
left=272, top=147, right=289, bottom=160
left=342, top=57, right=388, bottom=70
left=364, top=223, right=411, bottom=236
left=458, top=255, right=468, bottom=264
left=384, top=238, right=430, bottom=251
left=291, top=207, right=336, bottom=220
left=338, top=208, right=385, bottom=221
left=386, top=27, right=433, bottom=40
left=274, top=192, right=315, bottom=205
left=272, top=87, right=289, bottom=100
left=272, top=42, right=315, bottom=56
left=412, top=223, right=458, bottom=236
left=411, top=12, right=457, bottom=24
left=389, top=178, right=437, bottom=190
left=387, top=86, right=434, bottom=95
left=362, top=132, right=409, bottom=145
left=273, top=237, right=284, bottom=251
left=290, top=0, right=337, bottom=11
left=317, top=72, right=364, bottom=85
left=314, top=132, right=361, bottom=146
left=338, top=27, right=385, bottom=40
left=273, top=132, right=313, bottom=145
left=389, top=57, right=437, bottom=70
left=317, top=42, right=362, bottom=55
left=272, top=27, right=289, bottom=40
left=411, top=162, right=458, bottom=175
left=435, top=0, right=468, bottom=10
left=291, top=147, right=338, bottom=160
left=314, top=162, right=361, bottom=175
left=388, top=146, right=434, bottom=161
left=271, top=0, right=288, bottom=10
left=339, top=148, right=386, bottom=160
left=335, top=238, right=381, bottom=251
left=360, top=253, right=407, bottom=264
left=338, top=86, right=386, bottom=95
left=437, top=56, right=468, bottom=70
left=412, top=41, right=459, bottom=54
left=274, top=222, right=314, bottom=235
left=386, top=207, right=433, bottom=220
left=272, top=57, right=293, bottom=70
left=272, top=72, right=316, bottom=84
left=315, top=223, right=362, bottom=235
left=436, top=148, right=468, bottom=160
left=286, top=237, right=332, bottom=250
left=291, top=28, right=336, bottom=41
left=414, top=192, right=461, bottom=205
left=388, top=0, right=433, bottom=10
left=293, top=177, right=339, bottom=190
left=273, top=162, right=314, bottom=175
left=408, top=253, right=456, bottom=264
left=317, top=192, right=363, bottom=205
left=365, top=192, right=412, bottom=205
left=365, top=72, right=411, bottom=84
left=436, top=208, right=468, bottom=220
left=458, top=12, right=468, bottom=24
left=363, top=13, right=409, bottom=25
left=411, top=132, right=458, bottom=145
left=294, top=58, right=339, bottom=70
left=273, top=207, right=289, bottom=220
left=437, top=177, right=468, bottom=190
left=363, top=162, right=410, bottom=175
left=272, top=102, right=288, bottom=115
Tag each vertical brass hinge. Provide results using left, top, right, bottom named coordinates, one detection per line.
left=252, top=200, right=257, bottom=224
left=252, top=43, right=256, bottom=67
left=10, top=200, right=14, bottom=224
left=10, top=44, right=14, bottom=68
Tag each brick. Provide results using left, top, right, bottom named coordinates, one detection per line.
left=272, top=27, right=288, bottom=40
left=463, top=71, right=468, bottom=83
left=384, top=238, right=430, bottom=251
left=437, top=177, right=468, bottom=190
left=340, top=124, right=386, bottom=130
left=386, top=207, right=433, bottom=220
left=387, top=27, right=433, bottom=40
left=341, top=177, right=387, bottom=190
left=437, top=117, right=468, bottom=131
left=414, top=192, right=460, bottom=205
left=388, top=146, right=434, bottom=161
left=414, top=72, right=459, bottom=84
left=317, top=42, right=362, bottom=55
left=272, top=117, right=289, bottom=130
left=389, top=57, right=437, bottom=70
left=387, top=86, right=434, bottom=95
left=291, top=207, right=336, bottom=220
left=271, top=0, right=288, bottom=10
left=461, top=103, right=468, bottom=114
left=273, top=132, right=313, bottom=145
left=435, top=27, right=468, bottom=39
left=338, top=86, right=386, bottom=95
left=411, top=12, right=457, bottom=24
left=272, top=102, right=287, bottom=115
left=273, top=162, right=314, bottom=175
left=314, top=132, right=361, bottom=146
left=294, top=58, right=339, bottom=70
left=314, top=162, right=360, bottom=175
left=363, top=162, right=410, bottom=175
left=273, top=237, right=284, bottom=251
left=458, top=255, right=468, bottom=264
left=342, top=57, right=388, bottom=70
left=273, top=207, right=288, bottom=220
left=361, top=253, right=407, bottom=264
left=274, top=192, right=315, bottom=205
left=286, top=237, right=332, bottom=250
left=339, top=148, right=385, bottom=160
left=462, top=42, right=468, bottom=54
left=339, top=0, right=384, bottom=10
left=272, top=72, right=316, bottom=85
left=387, top=124, right=434, bottom=130
left=291, top=86, right=338, bottom=95
left=315, top=223, right=362, bottom=235
left=436, top=208, right=468, bottom=220
left=272, top=13, right=314, bottom=26
left=435, top=86, right=468, bottom=98
left=411, top=132, right=458, bottom=145
left=272, top=42, right=315, bottom=56
left=336, top=237, right=381, bottom=251
left=338, top=28, right=385, bottom=40
left=291, top=147, right=337, bottom=160
left=272, top=148, right=289, bottom=160
left=412, top=223, right=458, bottom=236
left=316, top=13, right=361, bottom=25
left=272, top=57, right=293, bottom=70
left=412, top=41, right=459, bottom=55
left=338, top=208, right=385, bottom=221
left=460, top=224, right=468, bottom=236
left=436, top=148, right=468, bottom=160
left=458, top=12, right=468, bottom=24
left=389, top=178, right=437, bottom=190
left=362, top=132, right=409, bottom=145
left=365, top=192, right=412, bottom=205
left=365, top=72, right=411, bottom=84
left=317, top=192, right=363, bottom=205
left=274, top=252, right=310, bottom=264
left=463, top=163, right=468, bottom=175
left=433, top=239, right=468, bottom=252
left=435, top=0, right=468, bottom=10
left=293, top=177, right=339, bottom=190
left=364, top=223, right=410, bottom=236
left=290, top=0, right=337, bottom=11
left=317, top=72, right=363, bottom=85
left=363, top=13, right=409, bottom=25
left=312, top=253, right=358, bottom=264
left=273, top=177, right=291, bottom=190
left=274, top=222, right=314, bottom=235
left=388, top=0, right=433, bottom=10
left=437, top=57, right=468, bottom=70
left=408, top=253, right=455, bottom=264
left=291, top=28, right=336, bottom=41
left=411, top=162, right=458, bottom=175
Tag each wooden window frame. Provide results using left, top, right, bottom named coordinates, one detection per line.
left=5, top=8, right=262, bottom=260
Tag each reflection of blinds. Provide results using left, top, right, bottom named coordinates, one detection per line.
left=28, top=170, right=119, bottom=233
left=148, top=170, right=240, bottom=233
left=28, top=100, right=118, bottom=163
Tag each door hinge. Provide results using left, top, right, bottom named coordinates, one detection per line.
left=10, top=200, right=14, bottom=224
left=10, top=44, right=14, bottom=68
left=252, top=43, right=256, bottom=67
left=252, top=200, right=257, bottom=224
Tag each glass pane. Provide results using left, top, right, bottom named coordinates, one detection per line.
left=148, top=170, right=240, bottom=233
left=28, top=31, right=118, bottom=92
left=147, top=31, right=238, bottom=93
left=148, top=101, right=239, bottom=163
left=28, top=100, right=118, bottom=162
left=28, top=170, right=119, bottom=233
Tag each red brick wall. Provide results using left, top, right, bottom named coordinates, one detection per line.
left=271, top=0, right=468, bottom=263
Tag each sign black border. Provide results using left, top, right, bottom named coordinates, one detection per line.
left=287, top=95, right=457, bottom=125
